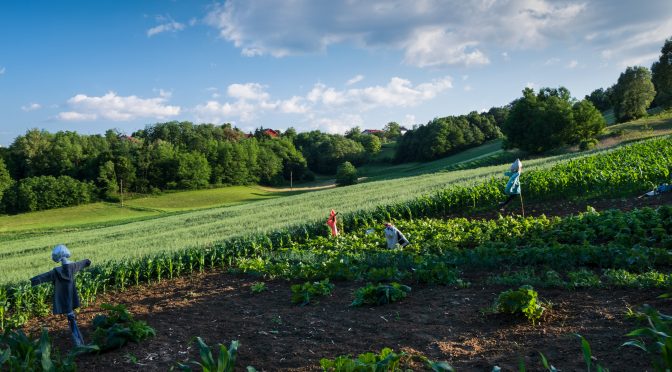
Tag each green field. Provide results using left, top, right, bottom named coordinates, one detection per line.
left=124, top=185, right=286, bottom=211
left=0, top=141, right=648, bottom=285
left=358, top=139, right=505, bottom=180
left=0, top=203, right=161, bottom=235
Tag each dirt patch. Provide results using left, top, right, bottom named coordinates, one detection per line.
left=23, top=270, right=671, bottom=371
left=462, top=191, right=672, bottom=220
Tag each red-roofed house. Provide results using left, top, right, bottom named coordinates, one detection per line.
left=361, top=129, right=384, bottom=135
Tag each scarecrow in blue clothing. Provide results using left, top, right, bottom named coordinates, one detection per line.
left=499, top=159, right=522, bottom=212
left=642, top=183, right=672, bottom=197
left=31, top=244, right=91, bottom=346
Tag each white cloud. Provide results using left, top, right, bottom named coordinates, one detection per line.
left=592, top=18, right=672, bottom=67
left=566, top=60, right=579, bottom=68
left=618, top=52, right=660, bottom=68
left=227, top=83, right=270, bottom=101
left=402, top=114, right=416, bottom=126
left=464, top=85, right=473, bottom=92
left=147, top=20, right=185, bottom=37
left=526, top=82, right=536, bottom=89
left=21, top=103, right=41, bottom=112
left=346, top=75, right=364, bottom=86
left=313, top=114, right=363, bottom=134
left=192, top=76, right=451, bottom=127
left=308, top=76, right=453, bottom=110
left=203, top=0, right=586, bottom=68
left=58, top=91, right=180, bottom=121
left=544, top=57, right=560, bottom=65
left=193, top=100, right=256, bottom=123
left=57, top=112, right=97, bottom=121
left=403, top=28, right=489, bottom=67
left=0, top=66, right=5, bottom=75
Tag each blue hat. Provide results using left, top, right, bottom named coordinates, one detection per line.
left=51, top=244, right=71, bottom=263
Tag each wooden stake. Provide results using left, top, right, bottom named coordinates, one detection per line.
left=519, top=192, right=525, bottom=218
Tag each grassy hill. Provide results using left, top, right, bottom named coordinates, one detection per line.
left=0, top=140, right=650, bottom=285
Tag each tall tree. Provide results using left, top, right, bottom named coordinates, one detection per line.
left=652, top=37, right=672, bottom=108
left=585, top=88, right=613, bottom=112
left=613, top=66, right=656, bottom=122
left=502, top=87, right=604, bottom=153
left=0, top=158, right=12, bottom=204
left=383, top=122, right=402, bottom=140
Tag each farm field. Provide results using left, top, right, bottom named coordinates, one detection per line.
left=4, top=135, right=672, bottom=370
left=357, top=139, right=506, bottom=181
left=22, top=192, right=672, bottom=371
left=0, top=203, right=161, bottom=235
left=123, top=185, right=290, bottom=211
left=0, top=140, right=625, bottom=284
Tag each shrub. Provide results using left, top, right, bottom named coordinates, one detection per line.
left=496, top=285, right=545, bottom=324
left=335, top=161, right=358, bottom=186
left=351, top=282, right=411, bottom=307
left=91, top=303, right=155, bottom=351
left=579, top=138, right=599, bottom=151
left=290, top=279, right=334, bottom=306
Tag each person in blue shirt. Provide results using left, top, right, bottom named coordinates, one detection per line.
left=31, top=244, right=91, bottom=346
left=499, top=159, right=522, bottom=211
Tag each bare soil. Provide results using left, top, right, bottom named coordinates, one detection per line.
left=22, top=192, right=672, bottom=371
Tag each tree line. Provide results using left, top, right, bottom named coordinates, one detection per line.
left=0, top=122, right=385, bottom=214
left=394, top=111, right=504, bottom=162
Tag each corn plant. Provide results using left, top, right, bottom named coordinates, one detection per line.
left=143, top=258, right=154, bottom=284
left=623, top=305, right=672, bottom=371
left=0, top=287, right=7, bottom=332
left=176, top=338, right=257, bottom=372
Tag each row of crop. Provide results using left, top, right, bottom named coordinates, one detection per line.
left=178, top=136, right=672, bottom=252
left=3, top=205, right=671, bottom=330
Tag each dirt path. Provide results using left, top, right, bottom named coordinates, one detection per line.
left=22, top=192, right=672, bottom=371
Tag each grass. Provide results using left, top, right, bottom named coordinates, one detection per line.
left=599, top=109, right=672, bottom=145
left=124, top=185, right=285, bottom=211
left=0, top=203, right=160, bottom=235
left=0, top=140, right=648, bottom=285
left=358, top=139, right=505, bottom=181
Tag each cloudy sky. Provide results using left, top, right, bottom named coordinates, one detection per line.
left=1, top=0, right=671, bottom=145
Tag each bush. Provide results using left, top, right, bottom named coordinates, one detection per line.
left=290, top=279, right=334, bottom=306
left=351, top=282, right=411, bottom=307
left=496, top=285, right=545, bottom=324
left=91, top=303, right=155, bottom=351
left=335, top=161, right=358, bottom=186
left=1, top=175, right=95, bottom=214
left=579, top=138, right=599, bottom=151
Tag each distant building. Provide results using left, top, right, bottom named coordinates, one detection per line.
left=263, top=129, right=280, bottom=137
left=361, top=129, right=384, bottom=135
left=246, top=128, right=280, bottom=138
left=119, top=135, right=140, bottom=143
left=400, top=126, right=409, bottom=135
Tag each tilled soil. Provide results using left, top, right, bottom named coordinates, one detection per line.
left=22, top=192, right=672, bottom=371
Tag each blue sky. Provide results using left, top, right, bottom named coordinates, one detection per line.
left=1, top=0, right=671, bottom=146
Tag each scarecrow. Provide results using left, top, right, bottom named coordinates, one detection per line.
left=499, top=158, right=523, bottom=214
left=384, top=222, right=410, bottom=249
left=30, top=244, right=91, bottom=346
left=326, top=209, right=339, bottom=236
